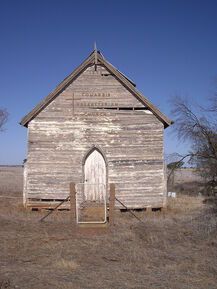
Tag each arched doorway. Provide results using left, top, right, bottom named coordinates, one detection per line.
left=83, top=148, right=106, bottom=201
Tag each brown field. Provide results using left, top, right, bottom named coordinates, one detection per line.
left=0, top=166, right=23, bottom=194
left=0, top=168, right=217, bottom=289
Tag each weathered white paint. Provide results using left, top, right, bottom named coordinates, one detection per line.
left=24, top=63, right=166, bottom=209
left=84, top=149, right=106, bottom=201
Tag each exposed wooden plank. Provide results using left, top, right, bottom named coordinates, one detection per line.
left=23, top=59, right=167, bottom=210
left=84, top=149, right=106, bottom=201
left=20, top=50, right=172, bottom=127
left=109, top=184, right=115, bottom=226
left=70, top=182, right=76, bottom=225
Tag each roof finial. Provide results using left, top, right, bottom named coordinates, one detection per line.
left=94, top=41, right=98, bottom=69
left=94, top=41, right=97, bottom=51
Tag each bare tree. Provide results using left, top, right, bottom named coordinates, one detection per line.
left=0, top=108, right=8, bottom=131
left=171, top=96, right=217, bottom=192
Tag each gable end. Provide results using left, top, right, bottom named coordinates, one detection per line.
left=20, top=50, right=172, bottom=128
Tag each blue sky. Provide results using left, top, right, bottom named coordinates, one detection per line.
left=0, top=0, right=217, bottom=164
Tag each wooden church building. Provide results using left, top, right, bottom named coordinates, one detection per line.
left=20, top=49, right=172, bottom=210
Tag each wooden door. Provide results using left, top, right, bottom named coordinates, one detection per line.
left=84, top=149, right=106, bottom=201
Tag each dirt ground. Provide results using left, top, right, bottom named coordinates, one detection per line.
left=0, top=189, right=217, bottom=289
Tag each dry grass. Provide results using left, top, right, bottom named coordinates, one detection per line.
left=55, top=259, right=79, bottom=271
left=0, top=178, right=217, bottom=288
left=0, top=166, right=23, bottom=194
left=80, top=203, right=105, bottom=222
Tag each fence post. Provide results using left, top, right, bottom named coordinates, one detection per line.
left=70, top=182, right=76, bottom=226
left=163, top=161, right=167, bottom=208
left=109, top=183, right=115, bottom=226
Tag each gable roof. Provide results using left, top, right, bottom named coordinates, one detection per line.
left=20, top=50, right=172, bottom=128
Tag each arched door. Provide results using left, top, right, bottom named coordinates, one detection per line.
left=84, top=149, right=106, bottom=201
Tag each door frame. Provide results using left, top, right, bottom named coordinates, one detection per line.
left=82, top=145, right=108, bottom=199
left=75, top=145, right=108, bottom=224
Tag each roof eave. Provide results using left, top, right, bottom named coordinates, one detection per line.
left=97, top=54, right=172, bottom=128
left=20, top=52, right=96, bottom=127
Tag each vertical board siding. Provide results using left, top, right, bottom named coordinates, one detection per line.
left=84, top=149, right=106, bottom=201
